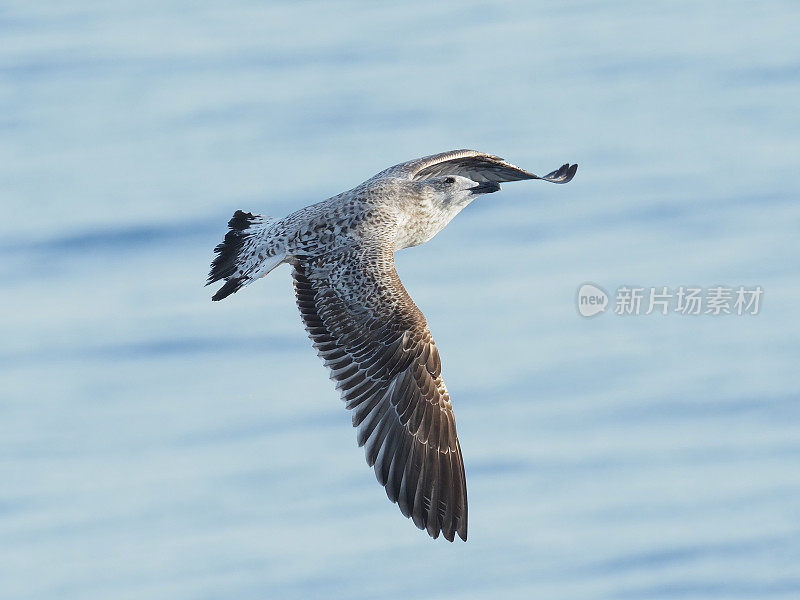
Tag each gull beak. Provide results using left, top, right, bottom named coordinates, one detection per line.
left=470, top=181, right=501, bottom=194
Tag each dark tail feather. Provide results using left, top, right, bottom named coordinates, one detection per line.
left=208, top=210, right=283, bottom=301
left=207, top=210, right=259, bottom=287
left=211, top=277, right=245, bottom=301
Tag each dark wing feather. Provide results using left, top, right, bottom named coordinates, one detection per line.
left=407, top=149, right=577, bottom=184
left=540, top=162, right=578, bottom=183
left=292, top=246, right=468, bottom=541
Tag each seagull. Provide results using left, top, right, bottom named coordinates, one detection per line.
left=207, top=150, right=577, bottom=541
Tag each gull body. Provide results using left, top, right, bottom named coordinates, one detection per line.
left=207, top=149, right=577, bottom=541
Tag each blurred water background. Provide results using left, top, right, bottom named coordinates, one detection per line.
left=2, top=1, right=800, bottom=598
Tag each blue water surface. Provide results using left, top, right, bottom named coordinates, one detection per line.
left=1, top=2, right=799, bottom=599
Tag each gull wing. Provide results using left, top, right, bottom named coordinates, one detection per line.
left=292, top=244, right=468, bottom=541
left=394, top=149, right=577, bottom=184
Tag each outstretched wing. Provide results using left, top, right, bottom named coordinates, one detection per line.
left=292, top=244, right=468, bottom=541
left=399, top=149, right=577, bottom=184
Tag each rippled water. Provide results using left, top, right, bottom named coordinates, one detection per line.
left=2, top=2, right=800, bottom=598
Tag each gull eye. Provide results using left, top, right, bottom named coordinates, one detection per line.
left=444, top=177, right=456, bottom=184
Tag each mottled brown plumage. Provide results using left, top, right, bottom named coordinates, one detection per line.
left=207, top=150, right=577, bottom=541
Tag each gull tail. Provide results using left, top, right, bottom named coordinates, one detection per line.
left=207, top=210, right=283, bottom=301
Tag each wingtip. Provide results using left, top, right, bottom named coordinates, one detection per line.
left=568, top=162, right=578, bottom=181
left=541, top=162, right=578, bottom=184
left=457, top=514, right=468, bottom=541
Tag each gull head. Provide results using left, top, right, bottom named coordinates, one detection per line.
left=419, top=174, right=501, bottom=210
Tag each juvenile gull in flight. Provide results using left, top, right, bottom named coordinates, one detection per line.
left=207, top=150, right=577, bottom=541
